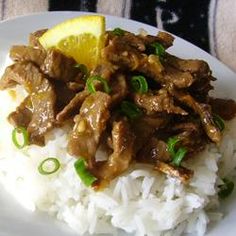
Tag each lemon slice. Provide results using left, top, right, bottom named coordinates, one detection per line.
left=39, top=15, right=105, bottom=69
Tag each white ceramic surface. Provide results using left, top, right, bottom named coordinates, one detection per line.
left=0, top=11, right=236, bottom=236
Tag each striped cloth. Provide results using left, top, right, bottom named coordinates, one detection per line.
left=0, top=0, right=235, bottom=72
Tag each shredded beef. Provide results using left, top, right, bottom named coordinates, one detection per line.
left=1, top=62, right=56, bottom=145
left=68, top=92, right=111, bottom=168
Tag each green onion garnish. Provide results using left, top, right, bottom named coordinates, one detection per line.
left=112, top=27, right=125, bottom=36
left=172, top=148, right=187, bottom=166
left=74, top=158, right=97, bottom=187
left=131, top=75, right=148, bottom=93
left=151, top=42, right=165, bottom=58
left=167, top=137, right=179, bottom=157
left=120, top=101, right=142, bottom=120
left=213, top=114, right=225, bottom=131
left=218, top=178, right=234, bottom=199
left=38, top=158, right=61, bottom=175
left=167, top=136, right=187, bottom=167
left=12, top=127, right=29, bottom=149
left=86, top=76, right=111, bottom=94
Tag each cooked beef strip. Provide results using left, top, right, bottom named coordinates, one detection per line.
left=110, top=74, right=128, bottom=106
left=41, top=49, right=82, bottom=82
left=169, top=88, right=221, bottom=143
left=166, top=54, right=211, bottom=77
left=189, top=78, right=213, bottom=102
left=142, top=114, right=170, bottom=128
left=102, top=37, right=164, bottom=80
left=133, top=89, right=187, bottom=115
left=0, top=62, right=56, bottom=145
left=106, top=31, right=147, bottom=51
left=166, top=53, right=214, bottom=100
left=177, top=130, right=206, bottom=156
left=136, top=120, right=205, bottom=165
left=171, top=121, right=199, bottom=133
left=28, top=29, right=47, bottom=48
left=132, top=115, right=167, bottom=154
left=137, top=137, right=171, bottom=163
left=8, top=96, right=32, bottom=128
left=56, top=90, right=89, bottom=123
left=10, top=46, right=84, bottom=83
left=164, top=65, right=194, bottom=88
left=172, top=122, right=207, bottom=155
left=155, top=31, right=175, bottom=48
left=106, top=31, right=174, bottom=50
left=29, top=90, right=56, bottom=145
left=0, top=72, right=17, bottom=90
left=138, top=31, right=174, bottom=49
left=66, top=80, right=85, bottom=92
left=209, top=97, right=236, bottom=120
left=121, top=33, right=147, bottom=51
left=53, top=81, right=76, bottom=113
left=68, top=92, right=111, bottom=168
left=0, top=62, right=51, bottom=93
left=92, top=119, right=134, bottom=182
left=91, top=62, right=116, bottom=80
left=154, top=161, right=193, bottom=183
left=10, top=45, right=46, bottom=66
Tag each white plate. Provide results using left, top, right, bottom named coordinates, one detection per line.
left=0, top=11, right=236, bottom=236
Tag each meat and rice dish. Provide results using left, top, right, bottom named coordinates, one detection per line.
left=0, top=18, right=236, bottom=236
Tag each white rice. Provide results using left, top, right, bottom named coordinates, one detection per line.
left=0, top=63, right=236, bottom=236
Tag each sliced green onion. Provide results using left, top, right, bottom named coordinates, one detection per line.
left=218, top=178, right=234, bottom=199
left=167, top=136, right=187, bottom=167
left=213, top=114, right=225, bottom=131
left=74, top=158, right=97, bottom=187
left=112, top=27, right=125, bottom=36
left=86, top=76, right=111, bottom=94
left=12, top=127, right=29, bottom=149
left=121, top=101, right=142, bottom=119
left=172, top=147, right=187, bottom=166
left=167, top=137, right=180, bottom=157
left=151, top=42, right=165, bottom=58
left=131, top=75, right=148, bottom=93
left=38, top=158, right=61, bottom=175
